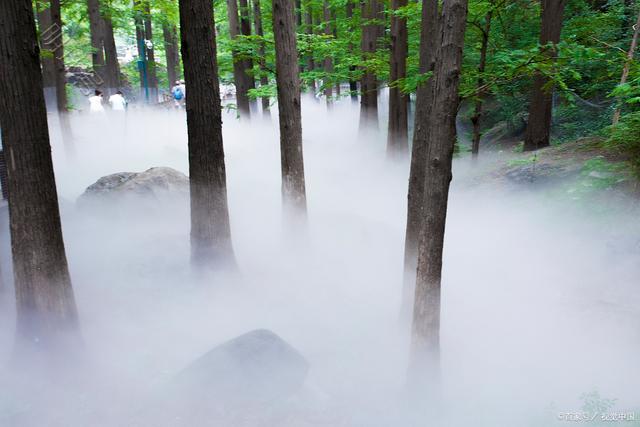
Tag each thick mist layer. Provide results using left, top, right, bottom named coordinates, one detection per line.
left=0, top=97, right=639, bottom=426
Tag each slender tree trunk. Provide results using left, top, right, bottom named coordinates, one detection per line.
left=273, top=0, right=307, bottom=213
left=612, top=9, right=640, bottom=125
left=227, top=0, right=252, bottom=116
left=0, top=0, right=79, bottom=348
left=133, top=0, right=148, bottom=100
left=296, top=0, right=302, bottom=27
left=143, top=1, right=158, bottom=102
left=36, top=2, right=56, bottom=108
left=102, top=13, right=121, bottom=94
left=471, top=10, right=492, bottom=157
left=178, top=0, right=236, bottom=268
left=346, top=0, right=358, bottom=101
left=304, top=1, right=317, bottom=93
left=387, top=0, right=409, bottom=156
left=323, top=0, right=334, bottom=103
left=359, top=0, right=380, bottom=128
left=402, top=0, right=438, bottom=316
left=163, top=21, right=180, bottom=90
left=253, top=0, right=271, bottom=116
left=409, top=0, right=468, bottom=385
left=87, top=0, right=106, bottom=87
left=523, top=0, right=566, bottom=152
left=239, top=0, right=257, bottom=111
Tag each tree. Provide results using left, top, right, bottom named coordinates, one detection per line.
left=143, top=0, right=159, bottom=101
left=179, top=0, right=236, bottom=267
left=0, top=0, right=79, bottom=348
left=612, top=9, right=640, bottom=125
left=470, top=9, right=493, bottom=157
left=409, top=0, right=468, bottom=382
left=402, top=0, right=438, bottom=314
left=239, top=0, right=257, bottom=109
left=87, top=0, right=106, bottom=87
left=359, top=0, right=382, bottom=128
left=86, top=0, right=120, bottom=94
left=387, top=0, right=409, bottom=155
left=227, top=0, right=253, bottom=116
left=253, top=0, right=271, bottom=116
left=163, top=21, right=181, bottom=90
left=304, top=0, right=317, bottom=93
left=101, top=1, right=121, bottom=93
left=323, top=0, right=334, bottom=104
left=272, top=0, right=307, bottom=212
left=345, top=0, right=358, bottom=101
left=523, top=0, right=566, bottom=152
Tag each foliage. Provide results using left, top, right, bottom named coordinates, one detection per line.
left=605, top=111, right=640, bottom=173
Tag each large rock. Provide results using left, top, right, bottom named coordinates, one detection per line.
left=77, top=167, right=188, bottom=208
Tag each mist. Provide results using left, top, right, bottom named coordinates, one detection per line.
left=1, top=96, right=639, bottom=426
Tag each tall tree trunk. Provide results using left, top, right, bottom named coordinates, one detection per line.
left=178, top=0, right=236, bottom=267
left=387, top=0, right=409, bottom=156
left=253, top=0, right=271, bottom=116
left=612, top=9, right=640, bottom=125
left=471, top=10, right=492, bottom=157
left=239, top=0, right=257, bottom=110
left=0, top=0, right=79, bottom=348
left=36, top=2, right=56, bottom=108
left=102, top=12, right=121, bottom=94
left=346, top=0, right=358, bottom=101
left=304, top=1, right=316, bottom=93
left=323, top=0, right=334, bottom=103
left=143, top=1, right=158, bottom=102
left=133, top=0, right=148, bottom=100
left=409, top=0, right=468, bottom=384
left=402, top=0, right=438, bottom=316
left=359, top=0, right=380, bottom=128
left=163, top=22, right=180, bottom=90
left=523, top=0, right=566, bottom=152
left=296, top=0, right=302, bottom=27
left=227, top=0, right=252, bottom=116
left=272, top=0, right=307, bottom=213
left=87, top=0, right=106, bottom=88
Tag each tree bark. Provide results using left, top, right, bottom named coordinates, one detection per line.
left=387, top=0, right=409, bottom=156
left=227, top=0, right=252, bottom=116
left=178, top=0, right=236, bottom=268
left=163, top=22, right=180, bottom=90
left=323, top=0, right=334, bottom=103
left=523, top=0, right=566, bottom=152
left=133, top=0, right=148, bottom=99
left=253, top=0, right=271, bottom=116
left=612, top=9, right=640, bottom=125
left=0, top=0, right=79, bottom=348
left=471, top=10, right=492, bottom=157
left=87, top=0, right=106, bottom=87
left=402, top=0, right=438, bottom=311
left=239, top=0, right=257, bottom=110
left=143, top=1, right=158, bottom=101
left=359, top=0, right=381, bottom=128
left=272, top=0, right=307, bottom=213
left=36, top=2, right=56, bottom=108
left=409, top=0, right=468, bottom=383
left=102, top=12, right=121, bottom=94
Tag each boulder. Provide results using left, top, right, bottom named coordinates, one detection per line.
left=77, top=167, right=188, bottom=208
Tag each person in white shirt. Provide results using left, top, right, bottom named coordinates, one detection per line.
left=88, top=90, right=104, bottom=113
left=108, top=90, right=127, bottom=111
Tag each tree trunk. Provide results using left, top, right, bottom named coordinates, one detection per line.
left=36, top=2, right=56, bottom=108
left=102, top=13, right=121, bottom=94
left=133, top=0, right=148, bottom=100
left=178, top=0, right=236, bottom=268
left=387, top=0, right=409, bottom=156
left=272, top=0, right=307, bottom=213
left=304, top=1, right=316, bottom=93
left=239, top=0, right=257, bottom=111
left=323, top=0, right=334, bottom=103
left=163, top=22, right=180, bottom=90
left=523, top=0, right=566, bottom=152
left=471, top=10, right=492, bottom=158
left=612, top=9, right=640, bottom=125
left=87, top=0, right=106, bottom=87
left=359, top=0, right=381, bottom=128
left=227, top=0, right=252, bottom=116
left=253, top=0, right=271, bottom=116
left=143, top=1, right=158, bottom=102
left=402, top=0, right=438, bottom=312
left=0, top=0, right=79, bottom=348
left=409, top=0, right=468, bottom=384
left=346, top=0, right=358, bottom=101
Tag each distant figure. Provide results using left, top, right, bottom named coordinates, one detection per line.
left=108, top=90, right=127, bottom=111
left=171, top=80, right=186, bottom=108
left=88, top=90, right=105, bottom=113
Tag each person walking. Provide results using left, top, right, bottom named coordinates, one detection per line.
left=88, top=89, right=105, bottom=113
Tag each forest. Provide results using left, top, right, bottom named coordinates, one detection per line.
left=0, top=0, right=639, bottom=425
